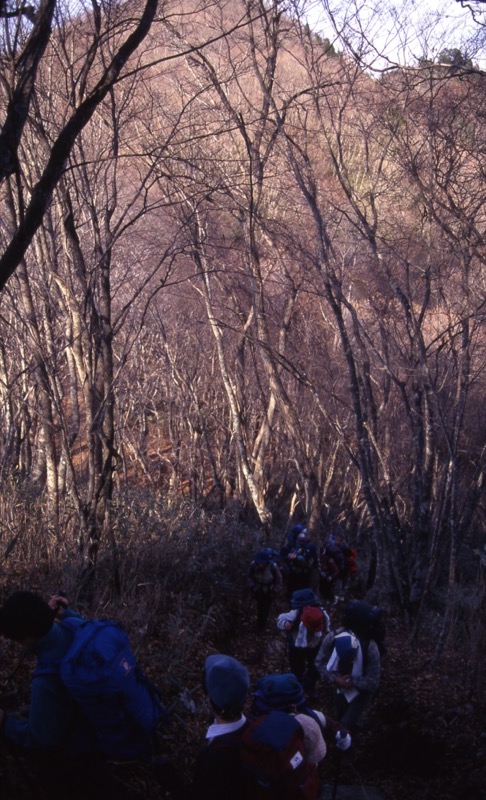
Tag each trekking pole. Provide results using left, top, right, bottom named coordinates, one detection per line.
left=348, top=759, right=372, bottom=799
left=280, top=634, right=289, bottom=672
left=331, top=750, right=343, bottom=800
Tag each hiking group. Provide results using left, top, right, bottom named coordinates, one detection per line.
left=0, top=528, right=384, bottom=799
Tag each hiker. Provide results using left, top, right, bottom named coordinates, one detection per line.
left=251, top=672, right=352, bottom=763
left=318, top=541, right=341, bottom=604
left=319, top=535, right=348, bottom=602
left=334, top=535, right=358, bottom=598
left=281, top=524, right=306, bottom=557
left=277, top=589, right=330, bottom=699
left=247, top=548, right=282, bottom=632
left=194, top=654, right=322, bottom=800
left=192, top=654, right=250, bottom=800
left=283, top=529, right=319, bottom=601
left=0, top=591, right=166, bottom=798
left=315, top=600, right=383, bottom=734
left=341, top=541, right=358, bottom=593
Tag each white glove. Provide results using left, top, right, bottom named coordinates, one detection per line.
left=336, top=731, right=352, bottom=751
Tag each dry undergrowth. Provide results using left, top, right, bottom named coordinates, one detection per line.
left=0, top=495, right=485, bottom=799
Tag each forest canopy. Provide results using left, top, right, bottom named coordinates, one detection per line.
left=0, top=0, right=484, bottom=656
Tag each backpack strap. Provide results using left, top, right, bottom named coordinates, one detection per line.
left=33, top=618, right=81, bottom=678
left=357, top=636, right=370, bottom=672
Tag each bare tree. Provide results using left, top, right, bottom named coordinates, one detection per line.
left=0, top=0, right=159, bottom=291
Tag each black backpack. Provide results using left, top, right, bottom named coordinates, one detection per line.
left=341, top=600, right=387, bottom=657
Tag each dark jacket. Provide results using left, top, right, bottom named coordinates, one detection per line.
left=192, top=717, right=248, bottom=800
left=3, top=610, right=94, bottom=755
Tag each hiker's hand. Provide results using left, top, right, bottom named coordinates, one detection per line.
left=283, top=621, right=293, bottom=631
left=336, top=730, right=352, bottom=751
left=335, top=675, right=352, bottom=689
left=48, top=594, right=68, bottom=617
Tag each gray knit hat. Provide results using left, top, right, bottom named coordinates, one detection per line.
left=204, top=654, right=249, bottom=712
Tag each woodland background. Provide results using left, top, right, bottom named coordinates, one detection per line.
left=0, top=1, right=485, bottom=796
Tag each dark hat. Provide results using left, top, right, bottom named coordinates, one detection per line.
left=0, top=591, right=54, bottom=642
left=289, top=524, right=305, bottom=535
left=254, top=549, right=273, bottom=564
left=252, top=673, right=305, bottom=715
left=204, top=654, right=249, bottom=712
left=290, top=588, right=318, bottom=609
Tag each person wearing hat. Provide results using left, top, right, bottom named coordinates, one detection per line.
left=283, top=529, right=319, bottom=601
left=192, top=654, right=250, bottom=800
left=247, top=549, right=282, bottom=632
left=277, top=591, right=330, bottom=699
left=0, top=590, right=179, bottom=799
left=0, top=591, right=88, bottom=752
left=251, top=673, right=352, bottom=764
left=315, top=606, right=382, bottom=734
left=0, top=591, right=113, bottom=798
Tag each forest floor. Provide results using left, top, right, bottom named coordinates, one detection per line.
left=1, top=586, right=485, bottom=800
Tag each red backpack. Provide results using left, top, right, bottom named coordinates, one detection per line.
left=239, top=710, right=318, bottom=800
left=300, top=606, right=326, bottom=634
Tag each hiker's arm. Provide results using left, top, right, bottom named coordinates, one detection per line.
left=315, top=632, right=336, bottom=680
left=247, top=568, right=256, bottom=590
left=276, top=609, right=297, bottom=631
left=328, top=558, right=340, bottom=580
left=308, top=708, right=351, bottom=750
left=324, top=719, right=352, bottom=750
left=352, top=640, right=381, bottom=693
left=48, top=595, right=84, bottom=622
left=272, top=564, right=283, bottom=591
left=2, top=675, right=71, bottom=749
left=322, top=609, right=331, bottom=633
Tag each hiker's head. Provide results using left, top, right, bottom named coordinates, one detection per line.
left=254, top=551, right=270, bottom=567
left=290, top=524, right=305, bottom=537
left=204, top=654, right=249, bottom=721
left=290, top=588, right=318, bottom=610
left=342, top=602, right=364, bottom=636
left=0, top=591, right=54, bottom=643
left=296, top=531, right=309, bottom=545
left=252, top=673, right=305, bottom=716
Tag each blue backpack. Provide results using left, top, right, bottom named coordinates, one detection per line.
left=36, top=617, right=166, bottom=759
